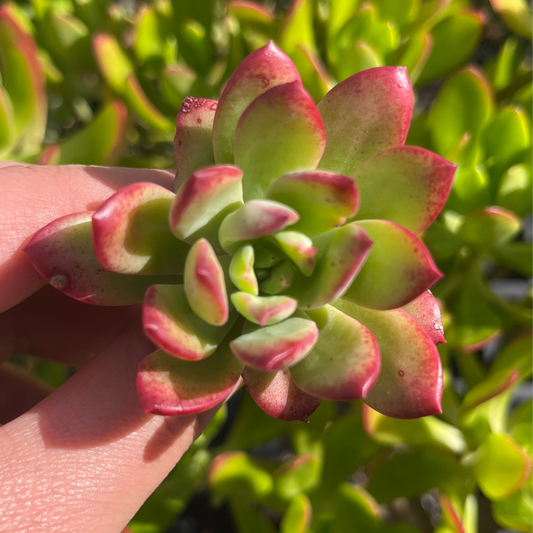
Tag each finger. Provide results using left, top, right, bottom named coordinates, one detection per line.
left=0, top=363, right=53, bottom=425
left=0, top=165, right=174, bottom=313
left=0, top=325, right=215, bottom=533
left=0, top=285, right=141, bottom=366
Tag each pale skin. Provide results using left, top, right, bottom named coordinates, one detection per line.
left=0, top=163, right=217, bottom=533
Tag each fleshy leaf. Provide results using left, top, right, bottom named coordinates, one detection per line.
left=489, top=0, right=533, bottom=39
left=230, top=317, right=318, bottom=370
left=318, top=67, right=413, bottom=175
left=243, top=367, right=320, bottom=421
left=280, top=494, right=312, bottom=533
left=170, top=165, right=243, bottom=242
left=54, top=101, right=127, bottom=166
left=184, top=239, right=228, bottom=326
left=343, top=220, right=442, bottom=310
left=229, top=245, right=258, bottom=295
left=363, top=405, right=467, bottom=454
left=25, top=212, right=179, bottom=306
left=137, top=344, right=243, bottom=415
left=0, top=7, right=47, bottom=155
left=266, top=170, right=359, bottom=235
left=231, top=292, right=297, bottom=326
left=144, top=284, right=236, bottom=361
left=367, top=448, right=458, bottom=503
left=417, top=12, right=484, bottom=85
left=492, top=488, right=533, bottom=532
left=351, top=146, right=456, bottom=234
left=174, top=97, right=218, bottom=189
left=473, top=433, right=531, bottom=500
left=273, top=231, right=317, bottom=276
left=428, top=67, right=493, bottom=160
left=290, top=305, right=380, bottom=400
left=402, top=290, right=445, bottom=345
left=219, top=200, right=299, bottom=253
left=213, top=41, right=301, bottom=164
left=334, top=299, right=443, bottom=419
left=460, top=368, right=520, bottom=412
left=274, top=454, right=321, bottom=500
left=291, top=223, right=373, bottom=309
left=234, top=81, right=326, bottom=200
left=458, top=206, right=522, bottom=249
left=260, top=260, right=296, bottom=295
left=92, top=182, right=189, bottom=275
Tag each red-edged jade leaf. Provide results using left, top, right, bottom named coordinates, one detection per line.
left=231, top=292, right=297, bottom=326
left=317, top=67, right=413, bottom=176
left=219, top=200, right=299, bottom=253
left=170, top=165, right=243, bottom=243
left=184, top=238, right=228, bottom=326
left=229, top=245, right=258, bottom=295
left=230, top=317, right=318, bottom=370
left=351, top=146, right=456, bottom=234
left=473, top=433, right=531, bottom=500
left=144, top=284, right=236, bottom=360
left=243, top=367, right=321, bottom=421
left=25, top=212, right=179, bottom=305
left=290, top=223, right=373, bottom=309
left=92, top=182, right=190, bottom=275
left=334, top=299, right=443, bottom=419
left=273, top=231, right=317, bottom=276
left=266, top=170, right=359, bottom=235
left=234, top=81, right=326, bottom=200
left=137, top=343, right=244, bottom=415
left=174, top=97, right=219, bottom=189
left=213, top=41, right=300, bottom=164
left=290, top=305, right=380, bottom=400
left=402, top=290, right=446, bottom=345
left=274, top=454, right=321, bottom=499
left=343, top=220, right=442, bottom=310
left=489, top=0, right=533, bottom=40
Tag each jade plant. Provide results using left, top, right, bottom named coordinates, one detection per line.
left=24, top=41, right=455, bottom=422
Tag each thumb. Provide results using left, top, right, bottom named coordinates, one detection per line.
left=0, top=325, right=214, bottom=533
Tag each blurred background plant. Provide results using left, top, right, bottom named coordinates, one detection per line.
left=1, top=0, right=531, bottom=532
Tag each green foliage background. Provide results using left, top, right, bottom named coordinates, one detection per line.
left=0, top=0, right=531, bottom=532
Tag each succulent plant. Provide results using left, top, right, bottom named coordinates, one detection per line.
left=25, top=41, right=456, bottom=422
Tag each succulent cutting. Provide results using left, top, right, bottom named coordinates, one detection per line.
left=25, top=41, right=456, bottom=421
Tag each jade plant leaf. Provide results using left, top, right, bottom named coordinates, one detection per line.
left=280, top=494, right=312, bottom=533
left=351, top=146, right=456, bottom=234
left=213, top=40, right=301, bottom=164
left=231, top=317, right=318, bottom=370
left=25, top=213, right=180, bottom=305
left=174, top=97, right=219, bottom=189
left=291, top=305, right=380, bottom=401
left=230, top=293, right=298, bottom=327
left=170, top=165, right=243, bottom=242
left=274, top=454, right=321, bottom=500
left=473, top=433, right=531, bottom=500
left=184, top=238, right=229, bottom=326
left=335, top=300, right=443, bottom=418
left=318, top=66, right=413, bottom=175
left=137, top=342, right=243, bottom=415
left=143, top=284, right=237, bottom=361
left=402, top=290, right=446, bottom=345
left=234, top=80, right=326, bottom=200
left=243, top=366, right=321, bottom=421
left=92, top=182, right=190, bottom=275
left=266, top=170, right=359, bottom=236
left=343, top=220, right=442, bottom=310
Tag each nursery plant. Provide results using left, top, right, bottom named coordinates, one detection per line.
left=25, top=41, right=455, bottom=422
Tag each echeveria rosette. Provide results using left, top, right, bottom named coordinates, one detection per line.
left=24, top=42, right=456, bottom=422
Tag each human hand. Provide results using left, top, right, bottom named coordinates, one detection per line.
left=0, top=163, right=216, bottom=533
